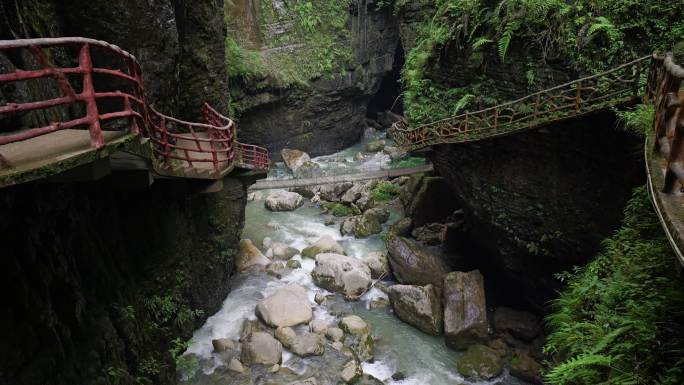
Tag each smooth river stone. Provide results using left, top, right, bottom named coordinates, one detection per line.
left=256, top=284, right=313, bottom=328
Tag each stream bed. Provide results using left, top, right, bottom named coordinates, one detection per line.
left=180, top=134, right=530, bottom=385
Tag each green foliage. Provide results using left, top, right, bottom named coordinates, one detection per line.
left=224, top=0, right=352, bottom=95
left=399, top=0, right=684, bottom=125
left=544, top=187, right=684, bottom=385
left=615, top=104, right=654, bottom=135
left=322, top=202, right=352, bottom=217
left=372, top=181, right=399, bottom=201
left=390, top=156, right=427, bottom=169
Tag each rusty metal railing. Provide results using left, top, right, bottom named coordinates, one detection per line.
left=389, top=56, right=652, bottom=151
left=0, top=37, right=269, bottom=174
left=650, top=53, right=684, bottom=194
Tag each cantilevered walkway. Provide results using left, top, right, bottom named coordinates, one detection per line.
left=0, top=37, right=269, bottom=188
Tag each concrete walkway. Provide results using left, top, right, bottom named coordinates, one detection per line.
left=249, top=163, right=433, bottom=190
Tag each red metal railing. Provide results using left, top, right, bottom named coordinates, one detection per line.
left=0, top=37, right=269, bottom=173
left=650, top=53, right=684, bottom=193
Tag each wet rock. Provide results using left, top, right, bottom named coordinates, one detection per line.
left=389, top=217, right=412, bottom=236
left=388, top=284, right=443, bottom=336
left=312, top=253, right=372, bottom=297
left=240, top=319, right=272, bottom=341
left=383, top=145, right=405, bottom=160
left=269, top=364, right=280, bottom=373
left=340, top=315, right=370, bottom=335
left=319, top=182, right=354, bottom=202
left=290, top=332, right=326, bottom=357
left=363, top=207, right=390, bottom=224
left=443, top=271, right=488, bottom=350
left=266, top=242, right=300, bottom=260
left=341, top=180, right=378, bottom=204
left=368, top=296, right=389, bottom=309
left=310, top=319, right=328, bottom=334
left=263, top=237, right=273, bottom=249
left=456, top=344, right=503, bottom=380
left=286, top=259, right=302, bottom=269
left=365, top=139, right=386, bottom=152
left=240, top=332, right=283, bottom=365
left=275, top=326, right=297, bottom=348
left=385, top=233, right=450, bottom=287
left=265, top=191, right=304, bottom=211
left=493, top=307, right=542, bottom=342
left=247, top=191, right=263, bottom=201
left=332, top=341, right=344, bottom=351
left=353, top=152, right=365, bottom=161
left=281, top=148, right=312, bottom=173
left=256, top=284, right=313, bottom=328
left=314, top=292, right=327, bottom=305
left=340, top=214, right=382, bottom=238
left=302, top=235, right=345, bottom=258
left=340, top=360, right=363, bottom=383
left=365, top=251, right=389, bottom=279
left=293, top=185, right=319, bottom=199
left=288, top=378, right=318, bottom=385
left=509, top=350, right=544, bottom=384
left=237, top=239, right=271, bottom=271
left=265, top=262, right=286, bottom=278
left=358, top=374, right=385, bottom=385
left=326, top=327, right=344, bottom=342
left=411, top=223, right=447, bottom=245
left=391, top=371, right=406, bottom=381
left=212, top=338, right=237, bottom=353
left=227, top=358, right=245, bottom=373
left=324, top=218, right=336, bottom=226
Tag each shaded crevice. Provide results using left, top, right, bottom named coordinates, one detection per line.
left=366, top=40, right=405, bottom=121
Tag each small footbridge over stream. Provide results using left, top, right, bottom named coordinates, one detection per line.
left=389, top=53, right=684, bottom=268
left=0, top=37, right=270, bottom=190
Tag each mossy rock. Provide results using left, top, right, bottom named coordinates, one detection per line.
left=456, top=345, right=503, bottom=380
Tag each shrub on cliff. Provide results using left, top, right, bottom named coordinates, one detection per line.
left=544, top=187, right=684, bottom=385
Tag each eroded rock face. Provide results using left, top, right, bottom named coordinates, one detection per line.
left=255, top=284, right=313, bottom=328
left=240, top=332, right=283, bottom=365
left=365, top=251, right=390, bottom=279
left=319, top=182, right=354, bottom=202
left=233, top=2, right=401, bottom=156
left=312, top=254, right=372, bottom=297
left=493, top=307, right=542, bottom=342
left=385, top=233, right=450, bottom=287
left=388, top=284, right=443, bottom=335
left=265, top=191, right=304, bottom=211
left=443, top=271, right=488, bottom=350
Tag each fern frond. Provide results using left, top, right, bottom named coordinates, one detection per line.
left=472, top=37, right=493, bottom=50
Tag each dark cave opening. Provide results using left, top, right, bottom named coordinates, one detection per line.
left=366, top=41, right=405, bottom=121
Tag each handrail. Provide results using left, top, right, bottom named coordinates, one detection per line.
left=0, top=37, right=269, bottom=174
left=389, top=55, right=652, bottom=151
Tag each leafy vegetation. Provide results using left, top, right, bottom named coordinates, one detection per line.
left=544, top=186, right=684, bottom=385
left=395, top=0, right=684, bottom=125
left=389, top=156, right=426, bottom=169
left=372, top=181, right=399, bottom=201
left=615, top=104, right=654, bottom=135
left=322, top=201, right=352, bottom=217
left=224, top=0, right=352, bottom=91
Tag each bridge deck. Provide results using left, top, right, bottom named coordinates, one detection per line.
left=249, top=163, right=433, bottom=190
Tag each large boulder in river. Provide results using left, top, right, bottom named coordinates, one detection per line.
left=240, top=332, right=283, bottom=365
left=339, top=315, right=374, bottom=361
left=256, top=284, right=313, bottom=328
left=266, top=242, right=300, bottom=260
left=456, top=344, right=503, bottom=380
left=281, top=148, right=315, bottom=173
left=385, top=233, right=450, bottom=287
left=318, top=182, right=353, bottom=202
left=290, top=332, right=326, bottom=357
left=387, top=284, right=443, bottom=336
left=265, top=191, right=304, bottom=211
left=312, top=254, right=372, bottom=297
left=443, top=271, right=488, bottom=350
left=237, top=239, right=271, bottom=271
left=341, top=180, right=378, bottom=204
left=302, top=235, right=345, bottom=258
left=365, top=251, right=389, bottom=279
left=364, top=207, right=390, bottom=224
left=365, top=139, right=385, bottom=152
left=340, top=215, right=382, bottom=238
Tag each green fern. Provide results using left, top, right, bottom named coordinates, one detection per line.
left=498, top=22, right=517, bottom=62
left=546, top=354, right=613, bottom=385
left=471, top=37, right=493, bottom=50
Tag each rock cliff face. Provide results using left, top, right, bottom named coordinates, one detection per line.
left=395, top=3, right=645, bottom=309
left=0, top=178, right=247, bottom=385
left=227, top=0, right=401, bottom=157
left=1, top=0, right=228, bottom=120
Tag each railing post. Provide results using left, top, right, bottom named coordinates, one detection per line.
left=79, top=43, right=105, bottom=148
left=632, top=60, right=642, bottom=98
left=575, top=81, right=582, bottom=114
